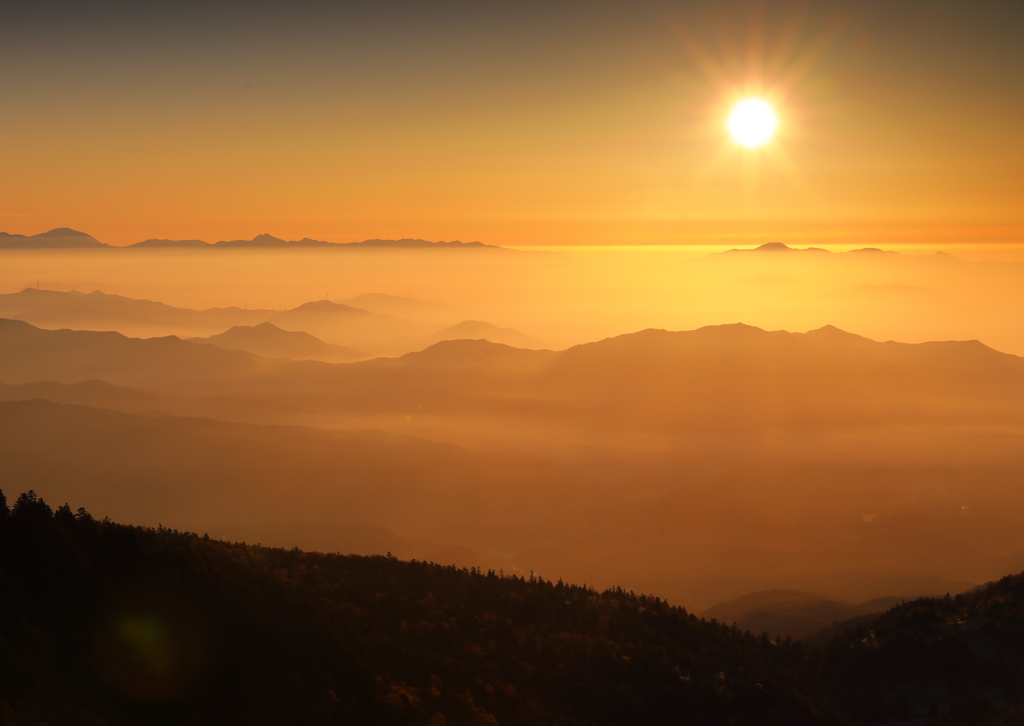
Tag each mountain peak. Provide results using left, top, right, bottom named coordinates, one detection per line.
left=36, top=227, right=94, bottom=238
left=802, top=325, right=872, bottom=343
left=0, top=228, right=106, bottom=248
left=288, top=300, right=368, bottom=314
left=720, top=242, right=830, bottom=255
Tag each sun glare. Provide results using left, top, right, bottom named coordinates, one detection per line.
left=727, top=98, right=778, bottom=148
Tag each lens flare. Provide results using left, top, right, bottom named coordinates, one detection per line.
left=727, top=99, right=778, bottom=148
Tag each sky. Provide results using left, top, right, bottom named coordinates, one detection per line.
left=1, top=0, right=1023, bottom=246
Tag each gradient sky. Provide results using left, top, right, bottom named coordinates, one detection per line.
left=2, top=0, right=1022, bottom=246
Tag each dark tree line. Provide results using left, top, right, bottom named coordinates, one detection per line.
left=0, top=488, right=825, bottom=726
left=3, top=487, right=1024, bottom=725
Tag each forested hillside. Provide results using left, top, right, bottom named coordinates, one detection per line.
left=822, top=573, right=1024, bottom=723
left=5, top=488, right=1024, bottom=725
left=0, top=489, right=822, bottom=726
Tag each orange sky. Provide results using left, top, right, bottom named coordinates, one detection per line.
left=1, top=1, right=1022, bottom=246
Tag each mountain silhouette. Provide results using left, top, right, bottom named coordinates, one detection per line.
left=378, top=319, right=546, bottom=355
left=721, top=242, right=837, bottom=254
left=0, top=227, right=107, bottom=248
left=0, top=398, right=587, bottom=552
left=192, top=322, right=365, bottom=362
left=0, top=378, right=168, bottom=412
left=213, top=233, right=331, bottom=247
left=381, top=338, right=557, bottom=371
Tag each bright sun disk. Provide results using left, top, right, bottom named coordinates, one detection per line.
left=727, top=98, right=778, bottom=148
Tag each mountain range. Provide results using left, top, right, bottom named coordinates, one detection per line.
left=3, top=318, right=1024, bottom=608
left=189, top=322, right=365, bottom=362
left=0, top=227, right=106, bottom=248
left=0, top=228, right=500, bottom=249
left=0, top=288, right=537, bottom=355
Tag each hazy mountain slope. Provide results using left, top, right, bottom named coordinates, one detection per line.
left=339, top=293, right=451, bottom=322
left=536, top=324, right=1024, bottom=431
left=1, top=393, right=1021, bottom=612
left=701, top=590, right=902, bottom=641
left=246, top=323, right=1024, bottom=434
left=0, top=399, right=587, bottom=554
left=191, top=322, right=366, bottom=362
left=0, top=379, right=169, bottom=412
left=0, top=288, right=271, bottom=337
left=0, top=319, right=272, bottom=393
left=509, top=461, right=1014, bottom=608
left=270, top=299, right=431, bottom=347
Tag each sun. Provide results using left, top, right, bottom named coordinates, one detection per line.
left=726, top=98, right=778, bottom=148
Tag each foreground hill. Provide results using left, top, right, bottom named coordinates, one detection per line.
left=6, top=491, right=1024, bottom=725
left=0, top=492, right=823, bottom=726
left=821, top=571, right=1024, bottom=723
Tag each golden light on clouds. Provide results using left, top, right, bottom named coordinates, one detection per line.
left=726, top=98, right=779, bottom=148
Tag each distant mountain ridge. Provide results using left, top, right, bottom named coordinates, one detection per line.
left=4, top=320, right=1024, bottom=610
left=191, top=322, right=365, bottom=362
left=701, top=589, right=906, bottom=641
left=720, top=241, right=949, bottom=257
left=377, top=319, right=547, bottom=355
left=0, top=229, right=502, bottom=249
left=0, top=288, right=540, bottom=355
left=0, top=228, right=107, bottom=248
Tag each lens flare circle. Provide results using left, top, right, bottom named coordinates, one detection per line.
left=727, top=98, right=778, bottom=148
